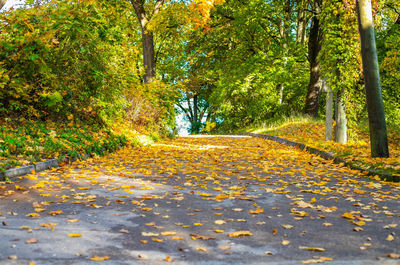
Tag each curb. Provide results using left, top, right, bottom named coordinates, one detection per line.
left=241, top=132, right=399, bottom=182
left=0, top=159, right=60, bottom=181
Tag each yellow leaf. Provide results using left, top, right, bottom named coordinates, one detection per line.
left=67, top=218, right=80, bottom=223
left=26, top=213, right=40, bottom=218
left=228, top=231, right=252, bottom=237
left=194, top=223, right=203, bottom=226
left=214, top=229, right=225, bottom=233
left=141, top=208, right=152, bottom=211
left=341, top=212, right=354, bottom=219
left=41, top=222, right=58, bottom=228
left=196, top=248, right=207, bottom=251
left=90, top=256, right=109, bottom=261
left=48, top=209, right=63, bottom=215
left=25, top=238, right=38, bottom=244
left=299, top=246, right=325, bottom=252
left=310, top=197, right=317, bottom=203
left=249, top=208, right=264, bottom=214
left=302, top=257, right=333, bottom=264
left=68, top=233, right=82, bottom=237
left=353, top=189, right=367, bottom=194
left=281, top=240, right=290, bottom=246
left=214, top=220, right=226, bottom=225
left=141, top=232, right=159, bottom=237
left=152, top=238, right=163, bottom=242
left=351, top=221, right=366, bottom=226
left=386, top=234, right=394, bottom=241
left=161, top=231, right=177, bottom=236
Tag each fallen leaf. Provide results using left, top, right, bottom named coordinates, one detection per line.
left=41, top=222, right=58, bottom=228
left=161, top=231, right=176, bottom=236
left=26, top=213, right=40, bottom=218
left=68, top=233, right=82, bottom=237
left=228, top=231, right=253, bottom=237
left=386, top=253, right=400, bottom=259
left=119, top=229, right=129, bottom=234
left=90, top=256, right=109, bottom=261
left=301, top=257, right=333, bottom=264
left=214, top=220, right=226, bottom=225
left=299, top=246, right=325, bottom=252
left=164, top=256, right=174, bottom=262
left=281, top=240, right=290, bottom=246
left=282, top=224, right=294, bottom=229
left=386, top=234, right=394, bottom=242
left=196, top=248, right=207, bottom=251
left=218, top=245, right=231, bottom=250
left=48, top=209, right=63, bottom=215
left=341, top=212, right=354, bottom=219
left=249, top=208, right=264, bottom=214
left=25, top=238, right=38, bottom=244
left=141, top=232, right=159, bottom=237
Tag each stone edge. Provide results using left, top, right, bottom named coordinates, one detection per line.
left=240, top=132, right=399, bottom=182
left=0, top=159, right=60, bottom=181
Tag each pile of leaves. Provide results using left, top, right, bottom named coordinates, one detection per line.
left=250, top=119, right=400, bottom=177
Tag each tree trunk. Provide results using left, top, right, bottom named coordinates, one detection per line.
left=193, top=94, right=198, bottom=124
left=296, top=0, right=309, bottom=44
left=0, top=0, right=7, bottom=10
left=278, top=0, right=292, bottom=105
left=141, top=31, right=156, bottom=83
left=304, top=0, right=323, bottom=116
left=335, top=89, right=347, bottom=144
left=356, top=0, right=389, bottom=157
left=130, top=0, right=163, bottom=83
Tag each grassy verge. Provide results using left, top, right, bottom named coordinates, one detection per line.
left=244, top=115, right=400, bottom=177
left=0, top=119, right=154, bottom=172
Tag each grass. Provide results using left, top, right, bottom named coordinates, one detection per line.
left=0, top=118, right=155, bottom=172
left=245, top=115, right=400, bottom=177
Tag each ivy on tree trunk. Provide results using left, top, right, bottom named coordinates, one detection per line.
left=356, top=0, right=389, bottom=157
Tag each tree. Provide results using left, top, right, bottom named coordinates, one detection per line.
left=129, top=0, right=164, bottom=83
left=304, top=0, right=323, bottom=116
left=0, top=0, right=7, bottom=10
left=356, top=0, right=389, bottom=157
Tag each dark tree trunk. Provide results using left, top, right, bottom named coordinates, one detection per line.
left=130, top=0, right=163, bottom=83
left=356, top=0, right=389, bottom=157
left=141, top=31, right=156, bottom=83
left=193, top=94, right=198, bottom=124
left=304, top=0, right=323, bottom=116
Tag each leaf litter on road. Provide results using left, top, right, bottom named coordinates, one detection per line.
left=0, top=136, right=399, bottom=263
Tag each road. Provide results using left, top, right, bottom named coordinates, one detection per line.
left=0, top=135, right=399, bottom=264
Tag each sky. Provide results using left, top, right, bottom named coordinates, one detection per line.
left=2, top=0, right=25, bottom=10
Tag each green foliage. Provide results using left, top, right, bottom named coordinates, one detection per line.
left=183, top=0, right=309, bottom=131
left=376, top=3, right=400, bottom=129
left=0, top=119, right=127, bottom=171
left=0, top=0, right=178, bottom=143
